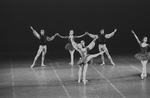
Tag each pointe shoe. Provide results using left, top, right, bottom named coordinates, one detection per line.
left=111, top=62, right=115, bottom=66
left=143, top=73, right=147, bottom=77
left=41, top=64, right=46, bottom=67
left=100, top=63, right=105, bottom=66
left=141, top=74, right=146, bottom=79
left=141, top=75, right=144, bottom=79
left=69, top=62, right=73, bottom=66
left=78, top=80, right=81, bottom=83
left=83, top=79, right=88, bottom=85
left=31, top=64, right=34, bottom=68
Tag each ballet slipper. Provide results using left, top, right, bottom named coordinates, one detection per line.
left=41, top=64, right=46, bottom=67
left=83, top=79, right=88, bottom=85
left=31, top=64, right=35, bottom=68
left=100, top=62, right=105, bottom=66
left=111, top=62, right=115, bottom=66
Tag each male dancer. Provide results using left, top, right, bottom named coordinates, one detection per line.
left=30, top=26, right=57, bottom=68
left=87, top=29, right=117, bottom=66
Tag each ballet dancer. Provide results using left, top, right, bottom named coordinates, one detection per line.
left=86, top=29, right=117, bottom=66
left=30, top=26, right=57, bottom=68
left=57, top=30, right=87, bottom=66
left=70, top=34, right=104, bottom=85
left=131, top=30, right=150, bottom=79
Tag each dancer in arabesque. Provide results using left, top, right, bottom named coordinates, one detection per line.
left=71, top=34, right=104, bottom=85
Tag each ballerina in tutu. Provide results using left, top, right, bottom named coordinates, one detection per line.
left=70, top=34, right=104, bottom=85
left=131, top=30, right=150, bottom=79
left=57, top=30, right=87, bottom=66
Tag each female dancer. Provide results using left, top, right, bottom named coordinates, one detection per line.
left=86, top=29, right=117, bottom=66
left=70, top=34, right=104, bottom=85
left=30, top=26, right=57, bottom=68
left=131, top=30, right=150, bottom=79
left=57, top=30, right=87, bottom=66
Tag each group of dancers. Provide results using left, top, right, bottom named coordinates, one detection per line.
left=30, top=26, right=150, bottom=85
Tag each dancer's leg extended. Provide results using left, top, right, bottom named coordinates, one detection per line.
left=41, top=46, right=47, bottom=67
left=86, top=52, right=104, bottom=63
left=31, top=46, right=43, bottom=68
left=69, top=50, right=75, bottom=66
left=103, top=45, right=115, bottom=66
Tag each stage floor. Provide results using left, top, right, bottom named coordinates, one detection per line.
left=0, top=53, right=150, bottom=98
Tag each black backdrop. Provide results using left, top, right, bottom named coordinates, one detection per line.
left=0, top=0, right=150, bottom=54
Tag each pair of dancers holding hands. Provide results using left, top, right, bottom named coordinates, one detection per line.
left=30, top=26, right=117, bottom=85
left=30, top=26, right=116, bottom=67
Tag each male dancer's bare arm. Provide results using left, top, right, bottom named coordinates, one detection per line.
left=105, top=29, right=117, bottom=38
left=30, top=26, right=40, bottom=39
left=131, top=30, right=141, bottom=44
left=86, top=32, right=98, bottom=39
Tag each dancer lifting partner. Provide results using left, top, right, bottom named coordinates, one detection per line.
left=87, top=29, right=117, bottom=66
left=131, top=30, right=150, bottom=79
left=71, top=34, right=104, bottom=85
left=57, top=30, right=87, bottom=66
left=30, top=26, right=57, bottom=68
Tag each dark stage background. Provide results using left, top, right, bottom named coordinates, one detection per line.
left=0, top=0, right=150, bottom=55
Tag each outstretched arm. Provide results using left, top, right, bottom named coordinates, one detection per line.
left=47, top=33, right=58, bottom=41
left=131, top=30, right=141, bottom=44
left=30, top=26, right=40, bottom=39
left=74, top=32, right=87, bottom=38
left=86, top=32, right=98, bottom=38
left=57, top=33, right=68, bottom=38
left=105, top=29, right=117, bottom=38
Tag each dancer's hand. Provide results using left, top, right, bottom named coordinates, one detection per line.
left=114, top=29, right=117, bottom=32
left=131, top=30, right=135, bottom=34
left=57, top=33, right=62, bottom=37
left=51, top=36, right=55, bottom=40
left=30, top=26, right=34, bottom=30
left=56, top=33, right=59, bottom=36
left=85, top=32, right=89, bottom=35
left=54, top=33, right=58, bottom=37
